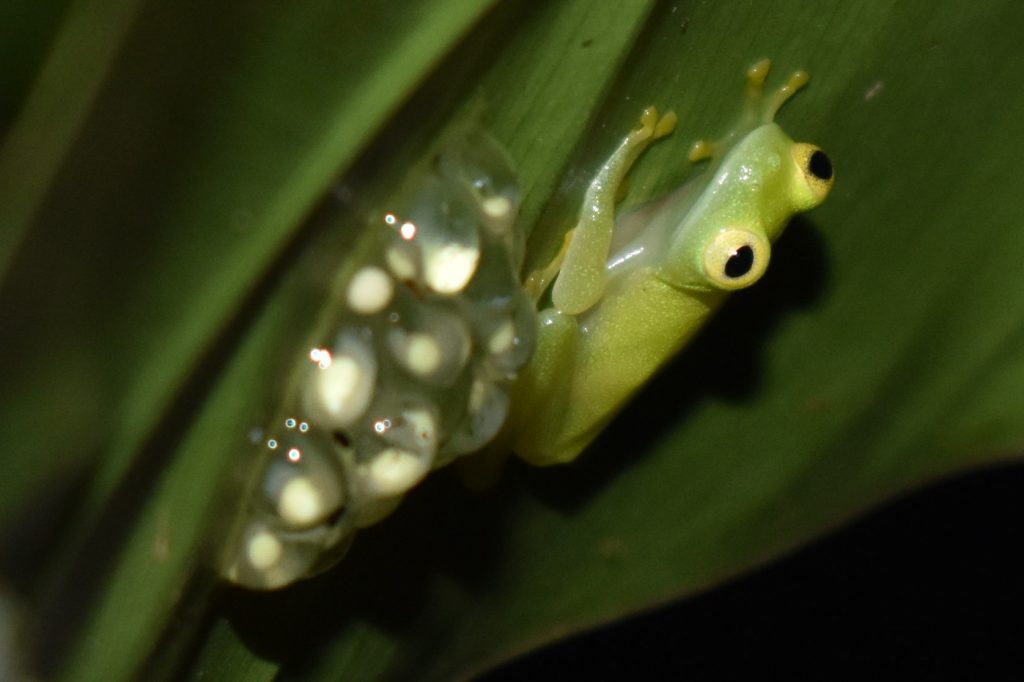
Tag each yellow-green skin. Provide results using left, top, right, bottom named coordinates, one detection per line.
left=509, top=60, right=834, bottom=465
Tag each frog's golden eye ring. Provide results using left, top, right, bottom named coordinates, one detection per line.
left=792, top=143, right=835, bottom=203
left=702, top=228, right=771, bottom=290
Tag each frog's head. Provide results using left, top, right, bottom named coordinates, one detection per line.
left=687, top=122, right=834, bottom=292
left=663, top=60, right=836, bottom=293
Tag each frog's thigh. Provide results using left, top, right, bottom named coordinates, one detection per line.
left=509, top=309, right=580, bottom=466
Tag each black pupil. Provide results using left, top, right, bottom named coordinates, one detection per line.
left=808, top=150, right=833, bottom=181
left=724, top=245, right=754, bottom=278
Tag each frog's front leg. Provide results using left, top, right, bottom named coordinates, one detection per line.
left=550, top=106, right=676, bottom=315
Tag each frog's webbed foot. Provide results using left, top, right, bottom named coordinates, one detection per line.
left=688, top=58, right=810, bottom=164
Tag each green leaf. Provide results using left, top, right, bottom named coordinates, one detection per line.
left=2, top=0, right=1023, bottom=680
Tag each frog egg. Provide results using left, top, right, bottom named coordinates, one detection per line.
left=387, top=305, right=471, bottom=386
left=260, top=432, right=346, bottom=529
left=390, top=330, right=443, bottom=377
left=486, top=290, right=537, bottom=375
left=460, top=238, right=524, bottom=309
left=373, top=404, right=439, bottom=457
left=356, top=446, right=432, bottom=499
left=304, top=332, right=377, bottom=428
left=403, top=176, right=482, bottom=295
left=247, top=527, right=284, bottom=571
left=487, top=320, right=516, bottom=355
left=424, top=241, right=480, bottom=294
left=346, top=266, right=394, bottom=314
left=384, top=239, right=420, bottom=282
left=338, top=369, right=444, bottom=470
left=443, top=377, right=510, bottom=459
left=226, top=519, right=354, bottom=590
left=437, top=130, right=520, bottom=237
left=459, top=287, right=537, bottom=377
left=348, top=388, right=441, bottom=463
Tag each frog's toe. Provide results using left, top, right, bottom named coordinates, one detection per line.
left=637, top=106, right=661, bottom=137
left=764, top=69, right=810, bottom=120
left=688, top=138, right=716, bottom=162
left=746, top=57, right=772, bottom=88
left=654, top=109, right=678, bottom=138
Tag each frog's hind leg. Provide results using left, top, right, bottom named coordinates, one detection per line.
left=504, top=308, right=582, bottom=466
left=550, top=106, right=676, bottom=316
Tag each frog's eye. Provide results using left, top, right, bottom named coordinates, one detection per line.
left=791, top=143, right=835, bottom=203
left=702, top=228, right=771, bottom=290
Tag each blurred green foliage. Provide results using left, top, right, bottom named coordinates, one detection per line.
left=1, top=0, right=1023, bottom=680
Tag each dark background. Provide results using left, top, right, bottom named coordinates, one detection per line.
left=483, top=462, right=1024, bottom=680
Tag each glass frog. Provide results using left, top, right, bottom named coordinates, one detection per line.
left=219, top=58, right=833, bottom=590
left=505, top=58, right=834, bottom=466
